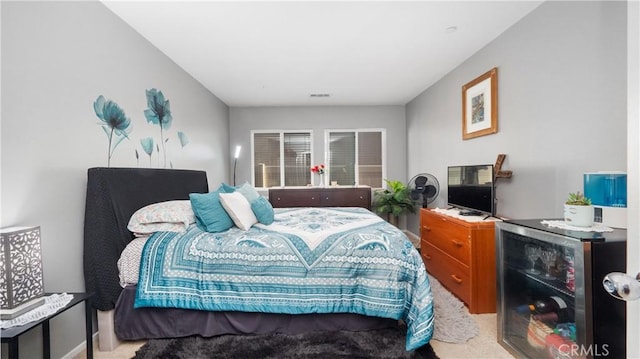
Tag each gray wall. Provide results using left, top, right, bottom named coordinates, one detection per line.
left=1, top=2, right=229, bottom=357
left=230, top=105, right=407, bottom=187
left=405, top=1, right=627, bottom=234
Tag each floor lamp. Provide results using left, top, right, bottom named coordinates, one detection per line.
left=233, top=145, right=241, bottom=186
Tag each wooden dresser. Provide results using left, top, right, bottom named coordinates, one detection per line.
left=268, top=187, right=371, bottom=209
left=420, top=208, right=497, bottom=313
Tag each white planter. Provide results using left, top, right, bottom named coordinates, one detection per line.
left=564, top=204, right=594, bottom=227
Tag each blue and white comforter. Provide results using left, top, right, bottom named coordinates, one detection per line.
left=135, top=207, right=434, bottom=350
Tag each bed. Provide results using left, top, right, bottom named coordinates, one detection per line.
left=83, top=167, right=434, bottom=351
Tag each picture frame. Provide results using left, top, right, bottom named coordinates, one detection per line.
left=462, top=67, right=498, bottom=140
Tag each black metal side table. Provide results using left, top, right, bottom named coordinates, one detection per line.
left=1, top=292, right=94, bottom=359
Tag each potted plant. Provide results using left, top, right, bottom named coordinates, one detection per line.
left=372, top=179, right=417, bottom=227
left=564, top=191, right=594, bottom=227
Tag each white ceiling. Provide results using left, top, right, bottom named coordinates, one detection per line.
left=102, top=1, right=543, bottom=107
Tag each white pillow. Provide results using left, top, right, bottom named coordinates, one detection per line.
left=127, top=200, right=195, bottom=235
left=219, top=192, right=258, bottom=230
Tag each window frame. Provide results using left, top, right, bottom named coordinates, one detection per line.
left=324, top=128, right=387, bottom=189
left=251, top=129, right=315, bottom=189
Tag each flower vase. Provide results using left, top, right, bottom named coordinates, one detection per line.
left=317, top=174, right=325, bottom=187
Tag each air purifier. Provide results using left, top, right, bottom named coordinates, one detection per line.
left=584, top=172, right=627, bottom=228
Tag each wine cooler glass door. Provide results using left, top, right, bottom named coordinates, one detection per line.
left=498, top=228, right=578, bottom=359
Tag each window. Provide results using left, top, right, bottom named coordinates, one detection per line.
left=252, top=131, right=312, bottom=188
left=326, top=129, right=385, bottom=188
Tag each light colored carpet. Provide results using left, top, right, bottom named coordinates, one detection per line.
left=430, top=313, right=515, bottom=359
left=428, top=274, right=479, bottom=344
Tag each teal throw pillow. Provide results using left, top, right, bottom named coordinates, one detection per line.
left=251, top=196, right=274, bottom=225
left=236, top=182, right=260, bottom=202
left=220, top=183, right=237, bottom=193
left=189, top=191, right=234, bottom=232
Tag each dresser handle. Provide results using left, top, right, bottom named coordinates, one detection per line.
left=311, top=197, right=315, bottom=200
left=423, top=226, right=431, bottom=232
left=451, top=275, right=463, bottom=284
left=452, top=240, right=463, bottom=247
left=277, top=197, right=281, bottom=201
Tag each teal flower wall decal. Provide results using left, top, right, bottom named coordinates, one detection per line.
left=140, top=137, right=154, bottom=167
left=93, top=95, right=132, bottom=167
left=144, top=89, right=172, bottom=167
left=177, top=131, right=189, bottom=148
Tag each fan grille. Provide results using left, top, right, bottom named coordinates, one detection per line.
left=408, top=173, right=439, bottom=208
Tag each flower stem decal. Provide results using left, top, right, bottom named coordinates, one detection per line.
left=144, top=89, right=173, bottom=168
left=93, top=95, right=132, bottom=167
left=140, top=137, right=154, bottom=167
left=177, top=131, right=189, bottom=149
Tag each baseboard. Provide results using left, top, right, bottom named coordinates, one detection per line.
left=61, top=332, right=99, bottom=359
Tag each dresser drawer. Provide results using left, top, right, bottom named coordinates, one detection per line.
left=419, top=208, right=496, bottom=313
left=421, top=242, right=471, bottom=304
left=422, top=215, right=471, bottom=265
left=269, top=189, right=322, bottom=207
left=320, top=188, right=371, bottom=209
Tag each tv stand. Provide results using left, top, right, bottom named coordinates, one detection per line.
left=458, top=209, right=482, bottom=216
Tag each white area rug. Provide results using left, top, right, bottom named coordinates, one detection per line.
left=429, top=274, right=480, bottom=343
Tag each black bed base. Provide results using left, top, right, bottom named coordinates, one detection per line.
left=115, top=286, right=398, bottom=340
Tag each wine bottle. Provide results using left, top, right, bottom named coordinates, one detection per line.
left=532, top=296, right=567, bottom=314
left=515, top=304, right=535, bottom=314
left=516, top=296, right=569, bottom=316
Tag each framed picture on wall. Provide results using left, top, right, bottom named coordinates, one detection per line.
left=462, top=67, right=498, bottom=140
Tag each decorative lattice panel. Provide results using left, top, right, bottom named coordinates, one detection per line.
left=1, top=227, right=44, bottom=309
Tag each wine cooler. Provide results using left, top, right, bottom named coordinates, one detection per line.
left=496, top=220, right=626, bottom=359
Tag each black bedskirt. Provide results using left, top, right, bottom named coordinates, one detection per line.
left=115, top=285, right=398, bottom=340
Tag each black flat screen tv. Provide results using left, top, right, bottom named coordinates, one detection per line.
left=447, top=164, right=495, bottom=216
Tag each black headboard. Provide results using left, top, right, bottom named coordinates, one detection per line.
left=83, top=167, right=209, bottom=311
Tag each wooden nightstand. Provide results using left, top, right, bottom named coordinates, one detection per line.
left=1, top=292, right=94, bottom=359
